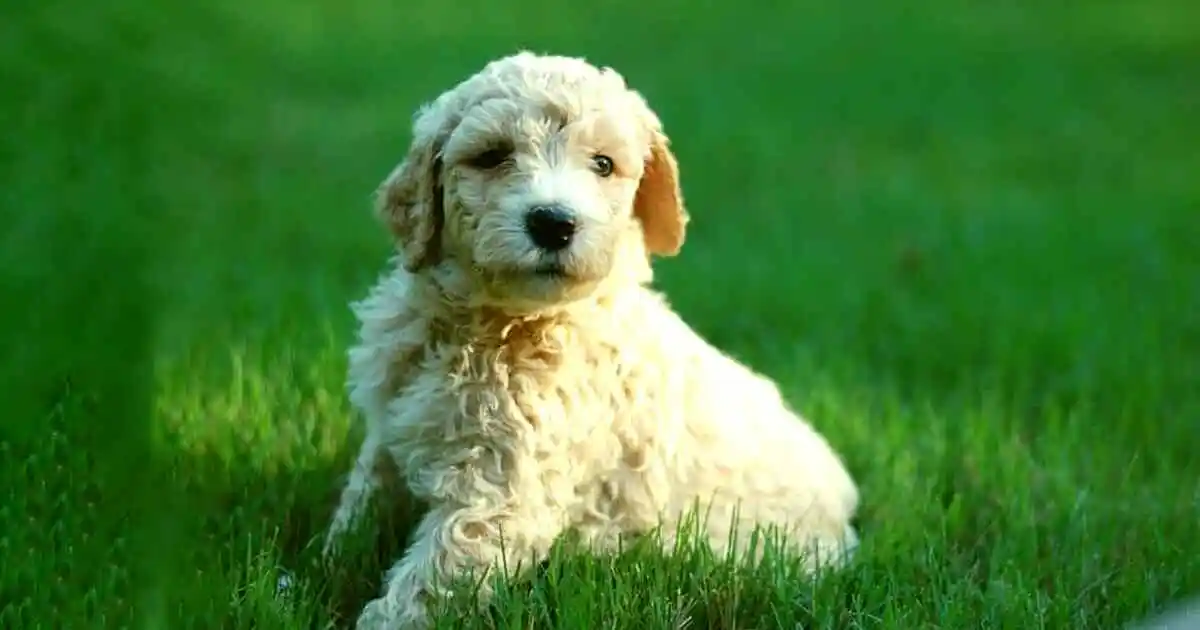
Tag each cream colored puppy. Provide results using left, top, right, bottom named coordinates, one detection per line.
left=325, top=51, right=860, bottom=629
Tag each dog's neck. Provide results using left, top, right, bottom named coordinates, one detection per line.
left=402, top=256, right=651, bottom=347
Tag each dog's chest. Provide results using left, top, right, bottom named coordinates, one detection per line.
left=437, top=331, right=625, bottom=439
left=388, top=325, right=650, bottom=500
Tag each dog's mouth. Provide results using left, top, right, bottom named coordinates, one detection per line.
left=486, top=260, right=573, bottom=283
left=533, top=262, right=568, bottom=278
left=485, top=254, right=605, bottom=288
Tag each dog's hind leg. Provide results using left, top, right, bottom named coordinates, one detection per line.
left=324, top=433, right=388, bottom=558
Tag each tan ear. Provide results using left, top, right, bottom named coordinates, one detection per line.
left=375, top=120, right=446, bottom=272
left=633, top=131, right=688, bottom=256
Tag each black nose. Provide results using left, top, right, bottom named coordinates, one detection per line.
left=524, top=205, right=577, bottom=251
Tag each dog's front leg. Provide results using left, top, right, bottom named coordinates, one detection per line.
left=324, top=433, right=389, bottom=558
left=355, top=501, right=564, bottom=630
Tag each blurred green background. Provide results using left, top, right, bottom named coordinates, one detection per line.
left=2, top=0, right=1197, bottom=628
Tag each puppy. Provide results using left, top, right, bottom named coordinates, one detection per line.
left=325, top=52, right=860, bottom=629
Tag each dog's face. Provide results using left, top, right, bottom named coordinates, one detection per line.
left=377, top=53, right=688, bottom=309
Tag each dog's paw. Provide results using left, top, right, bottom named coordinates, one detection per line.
left=321, top=514, right=357, bottom=561
left=354, top=599, right=393, bottom=630
left=356, top=596, right=429, bottom=630
left=800, top=526, right=860, bottom=573
left=321, top=531, right=343, bottom=562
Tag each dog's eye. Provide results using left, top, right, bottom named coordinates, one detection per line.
left=467, top=146, right=513, bottom=170
left=590, top=155, right=614, bottom=178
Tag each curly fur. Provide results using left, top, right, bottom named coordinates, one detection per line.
left=324, top=51, right=860, bottom=630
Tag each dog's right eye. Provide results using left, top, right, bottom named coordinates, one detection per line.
left=466, top=147, right=513, bottom=170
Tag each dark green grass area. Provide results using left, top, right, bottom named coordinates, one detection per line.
left=2, top=0, right=1197, bottom=628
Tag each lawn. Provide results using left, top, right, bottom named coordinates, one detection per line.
left=2, top=0, right=1198, bottom=628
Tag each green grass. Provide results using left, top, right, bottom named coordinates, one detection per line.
left=2, top=0, right=1198, bottom=628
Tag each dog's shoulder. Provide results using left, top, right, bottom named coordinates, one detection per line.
left=345, top=260, right=435, bottom=422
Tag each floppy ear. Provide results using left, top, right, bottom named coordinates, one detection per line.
left=375, top=116, right=447, bottom=272
left=633, top=130, right=688, bottom=256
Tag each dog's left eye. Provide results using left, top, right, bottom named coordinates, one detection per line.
left=590, top=155, right=614, bottom=178
left=467, top=146, right=513, bottom=170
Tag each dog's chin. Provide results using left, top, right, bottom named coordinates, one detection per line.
left=532, top=261, right=570, bottom=279
left=482, top=261, right=605, bottom=310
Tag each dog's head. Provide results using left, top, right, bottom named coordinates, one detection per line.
left=376, top=52, right=687, bottom=309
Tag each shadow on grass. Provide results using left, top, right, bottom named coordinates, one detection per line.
left=0, top=61, right=163, bottom=630
left=0, top=4, right=232, bottom=625
left=136, top=442, right=421, bottom=628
